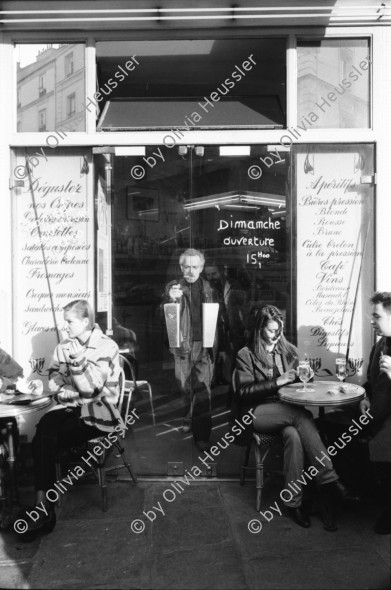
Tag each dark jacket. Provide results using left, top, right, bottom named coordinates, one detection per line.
left=365, top=336, right=391, bottom=462
left=164, top=277, right=218, bottom=357
left=366, top=337, right=391, bottom=421
left=233, top=346, right=298, bottom=419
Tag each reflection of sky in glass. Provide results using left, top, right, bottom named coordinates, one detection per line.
left=16, top=44, right=60, bottom=68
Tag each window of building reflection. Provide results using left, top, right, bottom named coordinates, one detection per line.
left=16, top=43, right=86, bottom=132
left=297, top=38, right=370, bottom=128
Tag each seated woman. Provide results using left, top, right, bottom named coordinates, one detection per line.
left=17, top=299, right=122, bottom=541
left=233, top=305, right=352, bottom=531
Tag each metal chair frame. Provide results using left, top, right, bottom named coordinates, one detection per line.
left=54, top=366, right=138, bottom=512
left=119, top=353, right=155, bottom=426
left=240, top=432, right=281, bottom=511
left=232, top=369, right=281, bottom=511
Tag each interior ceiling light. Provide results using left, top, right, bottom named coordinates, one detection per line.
left=219, top=146, right=250, bottom=157
left=184, top=191, right=285, bottom=211
left=266, top=145, right=290, bottom=152
left=114, top=146, right=146, bottom=156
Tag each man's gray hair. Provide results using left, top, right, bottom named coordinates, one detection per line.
left=179, top=248, right=205, bottom=266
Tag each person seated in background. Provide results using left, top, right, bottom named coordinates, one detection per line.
left=96, top=311, right=137, bottom=354
left=0, top=346, right=24, bottom=456
left=233, top=305, right=356, bottom=531
left=0, top=346, right=23, bottom=393
left=222, top=265, right=250, bottom=357
left=97, top=311, right=138, bottom=380
left=203, top=262, right=230, bottom=386
left=359, top=291, right=391, bottom=534
left=15, top=299, right=123, bottom=541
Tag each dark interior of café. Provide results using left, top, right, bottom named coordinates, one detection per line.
left=94, top=142, right=293, bottom=475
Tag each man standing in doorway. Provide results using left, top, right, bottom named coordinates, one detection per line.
left=360, top=291, right=391, bottom=534
left=165, top=249, right=218, bottom=452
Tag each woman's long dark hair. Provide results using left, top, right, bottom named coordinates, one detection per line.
left=248, top=305, right=298, bottom=368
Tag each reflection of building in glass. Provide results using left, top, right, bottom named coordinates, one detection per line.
left=298, top=40, right=370, bottom=128
left=17, top=44, right=85, bottom=132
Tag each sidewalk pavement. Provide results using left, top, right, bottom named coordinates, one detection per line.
left=0, top=475, right=390, bottom=590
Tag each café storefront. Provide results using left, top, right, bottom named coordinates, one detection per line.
left=1, top=1, right=390, bottom=477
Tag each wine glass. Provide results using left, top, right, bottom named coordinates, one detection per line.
left=296, top=360, right=311, bottom=392
left=336, top=358, right=347, bottom=382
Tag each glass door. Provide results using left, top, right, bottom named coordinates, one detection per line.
left=94, top=145, right=293, bottom=476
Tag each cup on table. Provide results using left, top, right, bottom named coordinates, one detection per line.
left=336, top=358, right=347, bottom=382
left=296, top=359, right=314, bottom=392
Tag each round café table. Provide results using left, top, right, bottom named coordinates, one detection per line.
left=278, top=380, right=366, bottom=411
left=278, top=380, right=366, bottom=438
left=0, top=393, right=53, bottom=527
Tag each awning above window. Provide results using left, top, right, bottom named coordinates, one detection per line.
left=97, top=97, right=284, bottom=130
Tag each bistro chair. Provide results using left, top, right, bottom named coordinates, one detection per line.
left=119, top=352, right=155, bottom=426
left=232, top=369, right=281, bottom=511
left=240, top=431, right=282, bottom=511
left=54, top=365, right=138, bottom=512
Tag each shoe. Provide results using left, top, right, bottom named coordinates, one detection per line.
left=195, top=440, right=211, bottom=452
left=287, top=506, right=311, bottom=528
left=13, top=506, right=56, bottom=542
left=318, top=485, right=338, bottom=532
left=320, top=506, right=338, bottom=532
left=374, top=509, right=391, bottom=534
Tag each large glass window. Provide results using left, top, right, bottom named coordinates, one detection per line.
left=96, top=39, right=286, bottom=129
left=297, top=39, right=370, bottom=128
left=95, top=145, right=293, bottom=475
left=16, top=43, right=86, bottom=132
left=94, top=141, right=374, bottom=476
